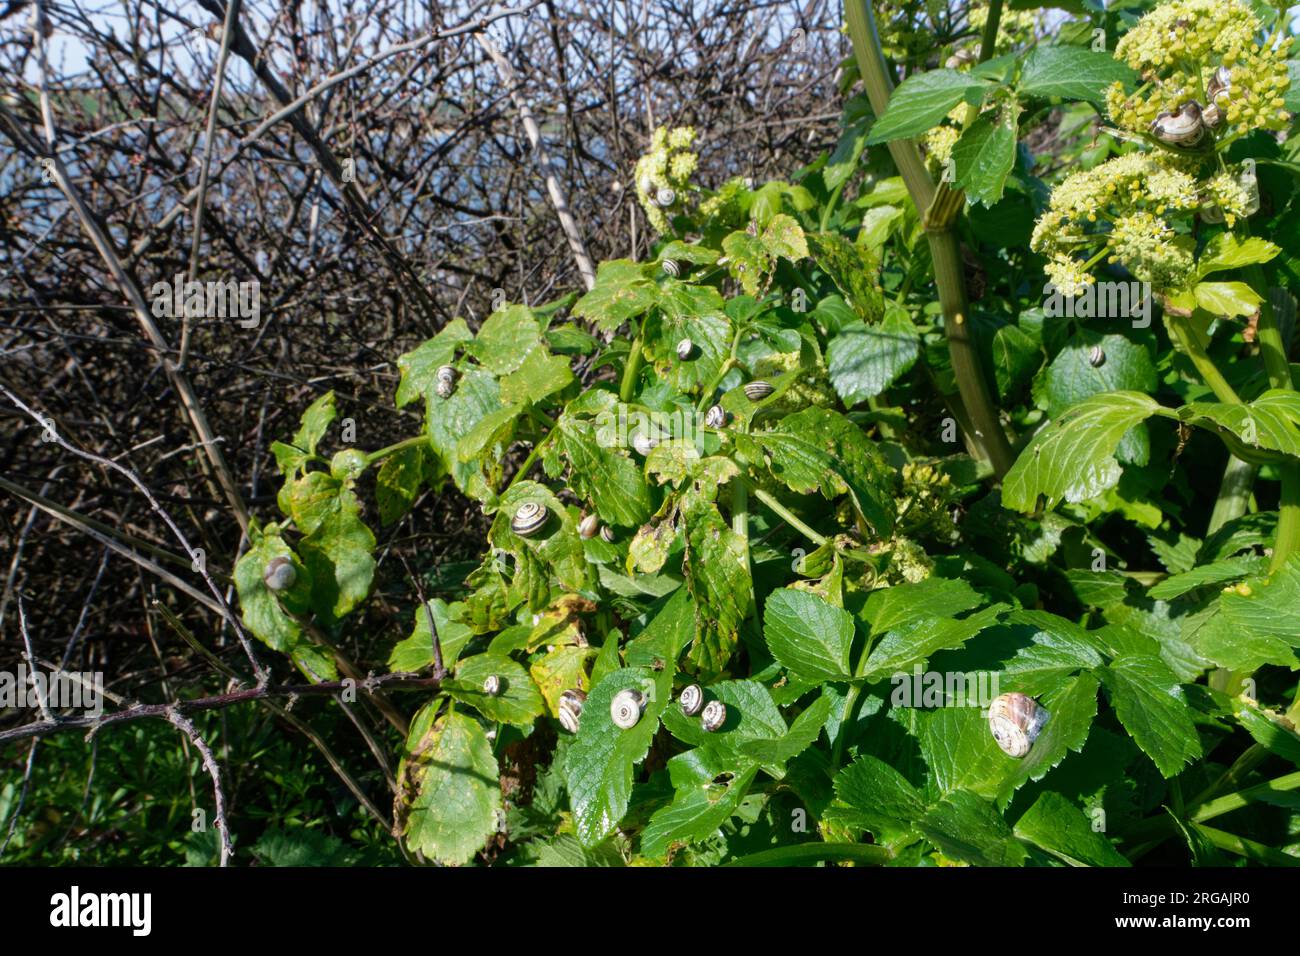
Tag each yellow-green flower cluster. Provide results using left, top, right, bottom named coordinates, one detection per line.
left=1104, top=0, right=1291, bottom=136
left=1031, top=152, right=1203, bottom=291
left=895, top=462, right=956, bottom=541
left=968, top=1, right=1040, bottom=56
left=634, top=126, right=698, bottom=233
left=1201, top=167, right=1256, bottom=226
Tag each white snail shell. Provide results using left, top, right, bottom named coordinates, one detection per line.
left=600, top=525, right=616, bottom=543
left=654, top=186, right=676, bottom=208
left=676, top=337, right=697, bottom=361
left=558, top=688, right=586, bottom=733
left=435, top=364, right=458, bottom=399
left=578, top=513, right=599, bottom=539
left=944, top=48, right=975, bottom=69
left=631, top=431, right=659, bottom=456
left=1088, top=345, right=1106, bottom=368
left=610, top=688, right=646, bottom=730
left=1206, top=65, right=1231, bottom=106
left=663, top=258, right=682, bottom=278
left=510, top=501, right=550, bottom=537
left=1151, top=102, right=1205, bottom=147
left=988, top=692, right=1050, bottom=758
left=704, top=404, right=728, bottom=429
left=263, top=555, right=297, bottom=591
left=483, top=674, right=502, bottom=697
left=744, top=380, right=775, bottom=401
left=678, top=684, right=704, bottom=716
left=700, top=699, right=726, bottom=732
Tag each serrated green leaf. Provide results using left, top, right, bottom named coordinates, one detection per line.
left=499, top=346, right=574, bottom=406
left=468, top=305, right=541, bottom=375
left=1018, top=45, right=1136, bottom=104
left=863, top=605, right=1005, bottom=678
left=1014, top=791, right=1129, bottom=866
left=1147, top=555, right=1266, bottom=601
left=1193, top=281, right=1261, bottom=318
left=640, top=750, right=759, bottom=858
left=952, top=108, right=1018, bottom=207
left=1180, top=389, right=1300, bottom=458
left=1098, top=653, right=1201, bottom=778
left=830, top=753, right=927, bottom=842
left=446, top=653, right=545, bottom=726
left=397, top=708, right=501, bottom=865
left=1044, top=335, right=1157, bottom=466
left=395, top=319, right=473, bottom=408
left=388, top=598, right=473, bottom=672
left=376, top=442, right=429, bottom=525
left=572, top=260, right=658, bottom=332
left=826, top=305, right=920, bottom=406
left=996, top=673, right=1099, bottom=804
left=918, top=789, right=1027, bottom=866
left=763, top=588, right=855, bottom=682
left=1196, top=234, right=1281, bottom=279
left=866, top=70, right=991, bottom=144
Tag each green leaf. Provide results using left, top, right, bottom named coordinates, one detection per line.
left=446, top=653, right=545, bottom=726
left=1193, top=281, right=1261, bottom=318
left=1098, top=653, right=1201, bottom=778
left=755, top=406, right=895, bottom=535
left=722, top=230, right=770, bottom=296
left=456, top=404, right=522, bottom=464
left=866, top=69, right=990, bottom=144
left=233, top=531, right=310, bottom=653
left=1014, top=791, right=1129, bottom=866
left=468, top=305, right=541, bottom=375
left=1234, top=699, right=1300, bottom=766
left=826, top=305, right=920, bottom=405
left=641, top=281, right=733, bottom=393
left=1180, top=389, right=1300, bottom=458
left=918, top=790, right=1027, bottom=866
left=623, top=586, right=697, bottom=668
left=499, top=347, right=574, bottom=406
left=640, top=749, right=759, bottom=858
left=682, top=495, right=751, bottom=674
left=292, top=391, right=337, bottom=458
left=396, top=707, right=501, bottom=865
left=806, top=232, right=884, bottom=322
left=760, top=213, right=809, bottom=261
left=992, top=321, right=1042, bottom=399
left=388, top=598, right=473, bottom=672
left=1220, top=553, right=1300, bottom=649
left=996, top=673, right=1100, bottom=804
left=861, top=577, right=983, bottom=633
left=1002, top=391, right=1162, bottom=511
left=1017, top=46, right=1136, bottom=104
left=565, top=666, right=673, bottom=846
left=736, top=694, right=833, bottom=767
left=1043, top=334, right=1157, bottom=466
left=572, top=260, right=658, bottom=332
left=559, top=414, right=654, bottom=528
left=1147, top=555, right=1266, bottom=601
left=951, top=107, right=1018, bottom=207
left=395, top=319, right=473, bottom=408
left=660, top=679, right=787, bottom=750
left=425, top=368, right=505, bottom=495
left=830, top=753, right=927, bottom=841
left=863, top=605, right=1005, bottom=678
left=376, top=442, right=429, bottom=525
left=823, top=100, right=872, bottom=192
left=296, top=488, right=376, bottom=624
left=1196, top=234, right=1281, bottom=279
left=763, top=588, right=855, bottom=682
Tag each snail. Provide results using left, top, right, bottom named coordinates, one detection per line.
left=510, top=501, right=550, bottom=537
left=700, top=699, right=726, bottom=732
left=1206, top=65, right=1231, bottom=106
left=678, top=684, right=704, bottom=717
left=600, top=525, right=616, bottom=543
left=631, top=431, right=659, bottom=456
left=987, top=692, right=1050, bottom=758
left=945, top=48, right=976, bottom=70
left=578, top=513, right=599, bottom=539
left=610, top=688, right=646, bottom=730
left=263, top=555, right=297, bottom=591
left=746, top=219, right=759, bottom=237
left=704, top=404, right=728, bottom=429
left=1202, top=102, right=1222, bottom=128
left=654, top=186, right=676, bottom=208
left=744, top=380, right=775, bottom=401
left=1150, top=102, right=1206, bottom=148
left=663, top=258, right=683, bottom=278
left=558, top=688, right=586, bottom=733
left=483, top=674, right=502, bottom=697
left=676, top=337, right=697, bottom=361
left=1088, top=345, right=1106, bottom=368
left=435, top=364, right=458, bottom=399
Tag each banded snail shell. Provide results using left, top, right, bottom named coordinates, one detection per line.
left=263, top=555, right=297, bottom=591
left=483, top=674, right=502, bottom=697
left=1088, top=345, right=1106, bottom=368
left=988, top=692, right=1049, bottom=758
left=1202, top=102, right=1222, bottom=129
left=600, top=525, right=616, bottom=543
left=632, top=431, right=659, bottom=456
left=435, top=364, right=457, bottom=398
left=610, top=688, right=646, bottom=730
left=678, top=684, right=704, bottom=717
left=511, top=501, right=550, bottom=537
left=744, top=380, right=775, bottom=401
left=700, top=699, right=727, bottom=732
left=676, top=337, right=697, bottom=361
left=1206, top=65, right=1231, bottom=106
left=654, top=187, right=676, bottom=208
left=663, top=258, right=683, bottom=278
left=578, top=513, right=599, bottom=539
left=1151, top=102, right=1205, bottom=147
left=945, top=48, right=976, bottom=70
left=435, top=364, right=457, bottom=383
left=558, top=688, right=586, bottom=733
left=746, top=219, right=759, bottom=237
left=704, top=404, right=728, bottom=429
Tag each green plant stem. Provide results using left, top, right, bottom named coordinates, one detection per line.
left=1196, top=823, right=1300, bottom=866
left=506, top=429, right=557, bottom=490
left=1168, top=312, right=1244, bottom=405
left=723, top=842, right=893, bottom=867
left=620, top=333, right=644, bottom=403
left=844, top=0, right=1015, bottom=478
left=977, top=0, right=1003, bottom=61
left=820, top=178, right=847, bottom=232
left=748, top=482, right=829, bottom=546
left=364, top=434, right=428, bottom=465
left=1209, top=454, right=1256, bottom=534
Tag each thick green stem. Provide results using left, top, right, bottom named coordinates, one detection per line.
left=978, top=0, right=1003, bottom=61
left=749, top=483, right=829, bottom=546
left=844, top=0, right=1015, bottom=477
left=620, top=334, right=644, bottom=404
left=1168, top=312, right=1244, bottom=405
left=1209, top=454, right=1256, bottom=534
left=364, top=434, right=428, bottom=465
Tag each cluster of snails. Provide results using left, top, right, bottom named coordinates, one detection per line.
left=1149, top=68, right=1233, bottom=149
left=435, top=364, right=457, bottom=399
left=578, top=512, right=616, bottom=543
left=678, top=684, right=726, bottom=732
left=987, top=692, right=1049, bottom=758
